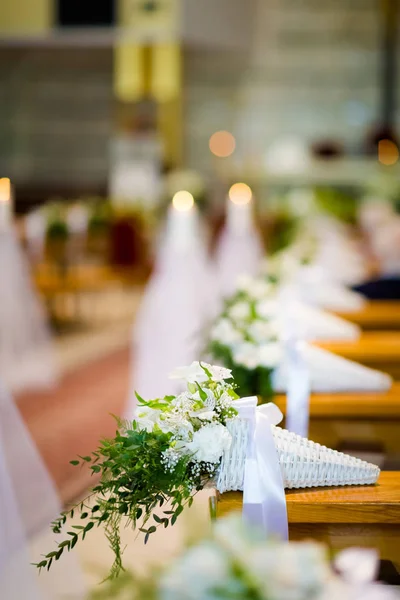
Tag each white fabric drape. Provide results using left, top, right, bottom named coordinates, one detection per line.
left=0, top=380, right=86, bottom=599
left=128, top=206, right=217, bottom=413
left=0, top=229, right=58, bottom=392
left=215, top=200, right=263, bottom=298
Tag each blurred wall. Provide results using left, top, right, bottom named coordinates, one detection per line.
left=0, top=47, right=113, bottom=197
left=184, top=0, right=400, bottom=170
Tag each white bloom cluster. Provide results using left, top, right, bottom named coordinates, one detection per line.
left=187, top=423, right=232, bottom=464
left=233, top=341, right=282, bottom=370
left=210, top=278, right=284, bottom=372
left=160, top=515, right=395, bottom=600
left=134, top=362, right=238, bottom=478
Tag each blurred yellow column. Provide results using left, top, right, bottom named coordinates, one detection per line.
left=151, top=42, right=182, bottom=165
left=0, top=0, right=52, bottom=34
left=115, top=0, right=182, bottom=166
left=114, top=43, right=146, bottom=103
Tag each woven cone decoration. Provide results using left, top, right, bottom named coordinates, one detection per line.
left=272, top=344, right=392, bottom=393
left=303, top=282, right=365, bottom=313
left=217, top=419, right=380, bottom=493
left=294, top=303, right=360, bottom=341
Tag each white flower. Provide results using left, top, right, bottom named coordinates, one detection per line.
left=258, top=343, right=282, bottom=368
left=196, top=411, right=217, bottom=421
left=245, top=542, right=330, bottom=600
left=211, top=319, right=243, bottom=345
left=187, top=423, right=232, bottom=464
left=169, top=362, right=209, bottom=383
left=257, top=299, right=279, bottom=319
left=236, top=274, right=254, bottom=292
left=248, top=319, right=280, bottom=343
left=229, top=301, right=250, bottom=321
left=169, top=362, right=232, bottom=383
left=250, top=279, right=275, bottom=301
left=192, top=387, right=216, bottom=410
left=161, top=413, right=194, bottom=439
left=206, top=364, right=233, bottom=382
left=233, top=342, right=260, bottom=370
left=135, top=407, right=161, bottom=432
left=160, top=542, right=230, bottom=600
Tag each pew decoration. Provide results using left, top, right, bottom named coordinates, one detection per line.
left=36, top=362, right=379, bottom=579
left=207, top=275, right=390, bottom=396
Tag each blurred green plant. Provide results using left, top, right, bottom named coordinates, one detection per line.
left=314, top=187, right=359, bottom=224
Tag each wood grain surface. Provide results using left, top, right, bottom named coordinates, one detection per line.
left=274, top=382, right=400, bottom=418
left=316, top=332, right=400, bottom=378
left=336, top=301, right=400, bottom=331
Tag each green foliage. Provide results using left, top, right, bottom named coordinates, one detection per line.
left=314, top=186, right=359, bottom=224
left=266, top=211, right=300, bottom=255
left=209, top=341, right=274, bottom=400
left=34, top=421, right=205, bottom=580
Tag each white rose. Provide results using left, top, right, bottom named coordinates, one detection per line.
left=187, top=423, right=232, bottom=464
left=258, top=343, right=282, bottom=368
left=229, top=301, right=251, bottom=321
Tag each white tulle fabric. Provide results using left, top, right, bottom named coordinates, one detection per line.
left=297, top=265, right=366, bottom=312
left=215, top=200, right=264, bottom=298
left=291, top=302, right=360, bottom=341
left=0, top=380, right=86, bottom=599
left=273, top=344, right=392, bottom=393
left=0, top=229, right=58, bottom=393
left=128, top=207, right=218, bottom=413
left=311, top=217, right=367, bottom=286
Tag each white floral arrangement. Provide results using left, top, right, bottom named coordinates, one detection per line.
left=37, top=362, right=240, bottom=578
left=38, top=361, right=380, bottom=582
left=208, top=275, right=283, bottom=399
left=161, top=516, right=395, bottom=600
left=91, top=515, right=396, bottom=600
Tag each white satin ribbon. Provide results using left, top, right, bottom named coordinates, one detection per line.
left=285, top=338, right=310, bottom=438
left=236, top=397, right=288, bottom=540
left=279, top=284, right=311, bottom=438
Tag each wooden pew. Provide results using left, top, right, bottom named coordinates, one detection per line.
left=336, top=301, right=400, bottom=331
left=274, top=382, right=400, bottom=457
left=316, top=332, right=400, bottom=379
left=217, top=472, right=400, bottom=568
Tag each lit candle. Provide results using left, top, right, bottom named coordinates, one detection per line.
left=226, top=182, right=253, bottom=235
left=0, top=178, right=12, bottom=230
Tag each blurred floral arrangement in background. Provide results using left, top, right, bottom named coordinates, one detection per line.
left=89, top=515, right=397, bottom=600
left=313, top=186, right=359, bottom=224
left=208, top=275, right=282, bottom=399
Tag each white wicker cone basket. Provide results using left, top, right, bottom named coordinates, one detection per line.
left=216, top=419, right=380, bottom=493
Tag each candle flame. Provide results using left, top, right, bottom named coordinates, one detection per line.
left=229, top=183, right=252, bottom=205
left=0, top=178, right=10, bottom=202
left=172, top=190, right=194, bottom=212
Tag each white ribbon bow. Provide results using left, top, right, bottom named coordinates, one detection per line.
left=235, top=397, right=288, bottom=540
